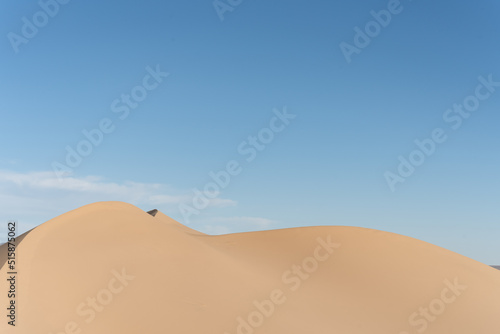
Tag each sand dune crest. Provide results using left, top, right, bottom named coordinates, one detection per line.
left=1, top=201, right=499, bottom=333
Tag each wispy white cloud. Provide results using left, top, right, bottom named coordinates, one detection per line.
left=198, top=216, right=278, bottom=235
left=201, top=225, right=232, bottom=235
left=0, top=170, right=236, bottom=206
left=209, top=216, right=276, bottom=228
left=0, top=170, right=159, bottom=195
left=0, top=170, right=279, bottom=241
left=0, top=170, right=237, bottom=240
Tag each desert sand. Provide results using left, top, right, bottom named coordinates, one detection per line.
left=1, top=201, right=499, bottom=334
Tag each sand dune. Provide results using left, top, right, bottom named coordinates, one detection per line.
left=1, top=201, right=499, bottom=333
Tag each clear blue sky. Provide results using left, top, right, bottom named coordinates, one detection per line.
left=1, top=0, right=499, bottom=264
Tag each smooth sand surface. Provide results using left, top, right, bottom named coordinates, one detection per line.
left=1, top=201, right=499, bottom=333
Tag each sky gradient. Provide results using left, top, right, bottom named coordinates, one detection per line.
left=1, top=0, right=499, bottom=264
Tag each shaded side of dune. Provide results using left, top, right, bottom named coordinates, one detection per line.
left=0, top=230, right=32, bottom=271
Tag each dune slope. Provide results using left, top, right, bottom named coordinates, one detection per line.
left=1, top=201, right=499, bottom=334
